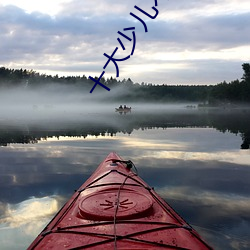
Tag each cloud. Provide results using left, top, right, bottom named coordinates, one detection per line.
left=0, top=1, right=250, bottom=84
left=0, top=196, right=62, bottom=249
left=0, top=196, right=59, bottom=229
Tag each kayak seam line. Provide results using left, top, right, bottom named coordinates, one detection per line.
left=148, top=189, right=186, bottom=225
left=147, top=190, right=213, bottom=249
left=40, top=192, right=82, bottom=239
left=28, top=155, right=213, bottom=250
left=30, top=190, right=82, bottom=249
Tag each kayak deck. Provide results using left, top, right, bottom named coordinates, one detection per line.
left=28, top=152, right=213, bottom=249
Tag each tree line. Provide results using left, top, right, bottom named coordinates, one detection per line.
left=1, top=108, right=249, bottom=149
left=0, top=63, right=249, bottom=104
left=208, top=63, right=250, bottom=105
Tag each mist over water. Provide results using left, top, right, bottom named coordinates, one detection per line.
left=1, top=84, right=250, bottom=249
left=1, top=84, right=250, bottom=150
left=0, top=85, right=111, bottom=121
left=0, top=84, right=197, bottom=124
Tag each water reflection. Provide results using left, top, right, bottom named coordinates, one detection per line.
left=0, top=107, right=250, bottom=149
left=1, top=196, right=59, bottom=228
left=0, top=196, right=62, bottom=250
left=0, top=108, right=250, bottom=249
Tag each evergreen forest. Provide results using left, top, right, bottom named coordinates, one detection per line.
left=0, top=63, right=250, bottom=104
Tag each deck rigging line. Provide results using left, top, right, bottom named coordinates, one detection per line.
left=113, top=165, right=137, bottom=249
left=36, top=159, right=212, bottom=250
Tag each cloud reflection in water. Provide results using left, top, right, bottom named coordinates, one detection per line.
left=0, top=196, right=61, bottom=250
left=0, top=127, right=250, bottom=249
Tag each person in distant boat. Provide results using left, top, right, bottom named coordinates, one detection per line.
left=124, top=105, right=127, bottom=109
left=119, top=105, right=123, bottom=109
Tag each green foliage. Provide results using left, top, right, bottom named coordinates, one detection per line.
left=0, top=67, right=94, bottom=89
left=0, top=63, right=250, bottom=104
left=209, top=63, right=250, bottom=104
left=242, top=63, right=250, bottom=82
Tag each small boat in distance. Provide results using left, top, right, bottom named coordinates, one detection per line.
left=115, top=105, right=132, bottom=113
left=28, top=152, right=213, bottom=249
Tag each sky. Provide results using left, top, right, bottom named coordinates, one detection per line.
left=0, top=0, right=250, bottom=85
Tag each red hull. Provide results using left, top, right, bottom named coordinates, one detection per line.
left=28, top=152, right=213, bottom=249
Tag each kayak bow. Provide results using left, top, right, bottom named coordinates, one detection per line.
left=28, top=152, right=213, bottom=249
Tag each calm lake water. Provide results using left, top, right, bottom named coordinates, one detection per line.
left=0, top=104, right=250, bottom=249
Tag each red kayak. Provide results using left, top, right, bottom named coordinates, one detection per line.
left=28, top=152, right=213, bottom=249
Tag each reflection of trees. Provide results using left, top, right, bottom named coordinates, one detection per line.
left=202, top=109, right=250, bottom=149
left=0, top=131, right=38, bottom=146
left=241, top=134, right=250, bottom=149
left=0, top=109, right=250, bottom=149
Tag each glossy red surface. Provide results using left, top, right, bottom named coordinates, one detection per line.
left=28, top=152, right=213, bottom=249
